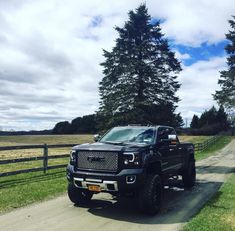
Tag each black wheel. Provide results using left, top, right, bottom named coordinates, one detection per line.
left=182, top=159, right=196, bottom=188
left=138, top=174, right=163, bottom=215
left=67, top=183, right=93, bottom=205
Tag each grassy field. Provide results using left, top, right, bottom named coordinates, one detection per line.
left=0, top=134, right=212, bottom=160
left=179, top=135, right=213, bottom=144
left=182, top=173, right=235, bottom=231
left=0, top=134, right=93, bottom=159
left=194, top=136, right=233, bottom=160
left=0, top=135, right=213, bottom=173
left=0, top=134, right=93, bottom=174
left=0, top=169, right=67, bottom=212
left=0, top=135, right=233, bottom=213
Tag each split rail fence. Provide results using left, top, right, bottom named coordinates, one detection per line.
left=194, top=136, right=220, bottom=152
left=0, top=144, right=77, bottom=177
left=0, top=135, right=221, bottom=178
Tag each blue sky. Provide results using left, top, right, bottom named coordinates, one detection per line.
left=0, top=0, right=234, bottom=131
left=174, top=41, right=228, bottom=66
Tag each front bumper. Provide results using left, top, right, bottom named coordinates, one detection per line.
left=66, top=164, right=146, bottom=193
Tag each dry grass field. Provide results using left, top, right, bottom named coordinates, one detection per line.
left=0, top=134, right=93, bottom=160
left=0, top=134, right=211, bottom=160
left=0, top=134, right=213, bottom=173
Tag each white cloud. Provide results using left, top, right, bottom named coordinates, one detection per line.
left=0, top=0, right=234, bottom=130
left=148, top=0, right=235, bottom=46
left=177, top=56, right=227, bottom=120
left=174, top=50, right=191, bottom=61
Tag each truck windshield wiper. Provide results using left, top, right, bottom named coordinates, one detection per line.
left=101, top=141, right=125, bottom=145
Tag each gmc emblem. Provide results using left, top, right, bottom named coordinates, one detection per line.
left=87, top=156, right=105, bottom=162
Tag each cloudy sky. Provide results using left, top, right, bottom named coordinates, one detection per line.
left=0, top=0, right=234, bottom=131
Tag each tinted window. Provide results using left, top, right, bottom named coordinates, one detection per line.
left=100, top=127, right=155, bottom=144
left=157, top=127, right=175, bottom=140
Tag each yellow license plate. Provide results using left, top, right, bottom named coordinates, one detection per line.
left=88, top=185, right=101, bottom=192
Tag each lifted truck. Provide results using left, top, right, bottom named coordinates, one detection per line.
left=66, top=125, right=196, bottom=215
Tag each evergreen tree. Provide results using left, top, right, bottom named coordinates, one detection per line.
left=199, top=106, right=217, bottom=127
left=216, top=105, right=229, bottom=129
left=52, top=121, right=72, bottom=134
left=71, top=114, right=97, bottom=133
left=190, top=115, right=199, bottom=128
left=214, top=16, right=235, bottom=109
left=99, top=4, right=182, bottom=128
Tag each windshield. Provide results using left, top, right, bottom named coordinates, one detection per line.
left=100, top=127, right=155, bottom=144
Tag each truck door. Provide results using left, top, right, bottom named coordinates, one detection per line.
left=157, top=127, right=179, bottom=173
left=168, top=129, right=183, bottom=169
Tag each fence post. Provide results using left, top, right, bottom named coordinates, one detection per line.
left=43, top=144, right=48, bottom=173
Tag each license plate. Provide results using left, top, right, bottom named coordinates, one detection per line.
left=88, top=185, right=101, bottom=192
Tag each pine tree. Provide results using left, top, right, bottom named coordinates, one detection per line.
left=190, top=115, right=199, bottom=128
left=214, top=16, right=235, bottom=109
left=199, top=106, right=217, bottom=127
left=216, top=106, right=229, bottom=129
left=99, top=4, right=182, bottom=128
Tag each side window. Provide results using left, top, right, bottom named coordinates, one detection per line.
left=158, top=127, right=168, bottom=140
left=158, top=127, right=176, bottom=140
left=168, top=128, right=176, bottom=135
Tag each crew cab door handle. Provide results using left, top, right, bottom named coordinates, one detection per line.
left=169, top=148, right=174, bottom=152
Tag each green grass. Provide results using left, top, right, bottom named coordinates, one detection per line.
left=0, top=169, right=67, bottom=213
left=182, top=173, right=235, bottom=231
left=195, top=136, right=233, bottom=160
left=179, top=136, right=213, bottom=144
left=0, top=135, right=92, bottom=213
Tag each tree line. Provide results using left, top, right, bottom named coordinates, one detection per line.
left=190, top=106, right=229, bottom=135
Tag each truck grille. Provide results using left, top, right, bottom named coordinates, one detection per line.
left=77, top=151, right=118, bottom=172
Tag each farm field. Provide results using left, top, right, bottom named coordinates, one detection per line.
left=0, top=134, right=93, bottom=159
left=0, top=135, right=232, bottom=172
left=0, top=134, right=210, bottom=158
left=0, top=134, right=92, bottom=173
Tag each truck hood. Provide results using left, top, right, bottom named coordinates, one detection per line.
left=72, top=142, right=150, bottom=152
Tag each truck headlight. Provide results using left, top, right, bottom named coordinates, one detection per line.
left=70, top=150, right=76, bottom=164
left=123, top=152, right=140, bottom=166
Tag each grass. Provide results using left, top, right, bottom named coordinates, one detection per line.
left=0, top=134, right=93, bottom=145
left=0, top=169, right=67, bottom=213
left=195, top=136, right=233, bottom=160
left=0, top=134, right=93, bottom=174
left=0, top=134, right=93, bottom=160
left=182, top=173, right=235, bottom=231
left=179, top=136, right=213, bottom=144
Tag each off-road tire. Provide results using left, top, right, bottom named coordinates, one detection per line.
left=182, top=159, right=196, bottom=188
left=68, top=183, right=93, bottom=205
left=138, top=174, right=163, bottom=215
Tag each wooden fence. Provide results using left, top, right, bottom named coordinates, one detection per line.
left=194, top=136, right=220, bottom=152
left=0, top=136, right=221, bottom=178
left=0, top=144, right=77, bottom=177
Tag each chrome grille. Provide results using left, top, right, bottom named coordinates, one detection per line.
left=77, top=151, right=118, bottom=171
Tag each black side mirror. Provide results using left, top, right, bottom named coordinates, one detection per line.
left=93, top=134, right=100, bottom=142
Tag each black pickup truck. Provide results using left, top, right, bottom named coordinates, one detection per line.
left=66, top=125, right=195, bottom=214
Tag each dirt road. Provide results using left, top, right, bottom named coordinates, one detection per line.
left=1, top=140, right=235, bottom=231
